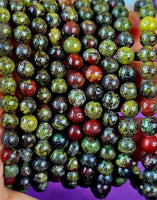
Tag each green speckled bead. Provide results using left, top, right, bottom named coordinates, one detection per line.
left=51, top=78, right=68, bottom=94
left=20, top=97, right=37, bottom=115
left=35, top=69, right=51, bottom=86
left=75, top=0, right=91, bottom=9
left=50, top=61, right=66, bottom=78
left=140, top=31, right=157, bottom=46
left=96, top=12, right=112, bottom=26
left=116, top=153, right=133, bottom=168
left=134, top=0, right=153, bottom=11
left=17, top=60, right=34, bottom=79
left=112, top=176, right=127, bottom=186
left=36, top=106, right=52, bottom=122
left=12, top=11, right=29, bottom=26
left=0, top=8, right=10, bottom=23
left=141, top=117, right=157, bottom=135
left=0, top=41, right=13, bottom=57
left=36, top=122, right=53, bottom=140
left=31, top=17, right=47, bottom=34
left=20, top=115, right=38, bottom=132
left=118, top=118, right=138, bottom=137
left=13, top=25, right=31, bottom=43
left=121, top=100, right=139, bottom=118
left=51, top=133, right=68, bottom=149
left=81, top=136, right=100, bottom=154
left=9, top=0, right=25, bottom=12
left=63, top=36, right=82, bottom=54
left=84, top=101, right=102, bottom=119
left=34, top=140, right=51, bottom=156
left=32, top=34, right=48, bottom=51
left=117, top=47, right=134, bottom=65
left=112, top=5, right=129, bottom=19
left=66, top=157, right=80, bottom=171
left=140, top=62, right=157, bottom=80
left=33, top=51, right=49, bottom=68
left=139, top=5, right=156, bottom=19
left=118, top=137, right=136, bottom=154
left=114, top=17, right=131, bottom=32
left=1, top=95, right=18, bottom=113
left=102, top=91, right=120, bottom=110
left=78, top=7, right=94, bottom=20
left=100, top=57, right=119, bottom=74
left=140, top=80, right=157, bottom=98
left=100, top=145, right=116, bottom=160
left=50, top=165, right=65, bottom=178
left=3, top=164, right=19, bottom=178
left=1, top=113, right=19, bottom=129
left=68, top=89, right=86, bottom=106
left=99, top=40, right=117, bottom=57
left=120, top=82, right=137, bottom=100
left=33, top=172, right=48, bottom=184
left=42, top=0, right=58, bottom=13
left=48, top=28, right=62, bottom=45
left=45, top=12, right=61, bottom=28
left=0, top=23, right=12, bottom=42
left=28, top=3, right=45, bottom=18
left=0, top=76, right=16, bottom=94
left=137, top=46, right=156, bottom=63
left=97, top=160, right=114, bottom=175
left=50, top=149, right=67, bottom=165
left=66, top=171, right=79, bottom=182
left=67, top=141, right=80, bottom=157
left=0, top=0, right=8, bottom=8
left=36, top=87, right=52, bottom=104
left=52, top=114, right=69, bottom=131
left=102, top=110, right=119, bottom=127
left=93, top=1, right=109, bottom=14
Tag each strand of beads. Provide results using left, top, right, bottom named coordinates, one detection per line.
left=0, top=3, right=19, bottom=190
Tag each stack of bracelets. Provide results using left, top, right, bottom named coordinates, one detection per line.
left=0, top=0, right=156, bottom=199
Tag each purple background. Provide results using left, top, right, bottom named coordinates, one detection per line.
left=27, top=0, right=156, bottom=199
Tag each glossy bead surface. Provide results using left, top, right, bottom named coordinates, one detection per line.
left=0, top=57, right=14, bottom=76
left=51, top=78, right=68, bottom=94
left=100, top=57, right=119, bottom=74
left=85, top=65, right=103, bottom=83
left=140, top=62, right=157, bottom=80
left=118, top=65, right=136, bottom=82
left=1, top=148, right=19, bottom=165
left=67, top=71, right=85, bottom=88
left=141, top=153, right=157, bottom=169
left=12, top=11, right=29, bottom=26
left=66, top=53, right=83, bottom=70
left=120, top=82, right=137, bottom=100
left=32, top=156, right=49, bottom=172
left=34, top=140, right=51, bottom=156
left=80, top=20, right=96, bottom=35
left=78, top=7, right=94, bottom=20
left=85, top=83, right=103, bottom=100
left=117, top=47, right=134, bottom=65
left=140, top=31, right=157, bottom=46
left=36, top=122, right=53, bottom=140
left=45, top=12, right=61, bottom=28
left=97, top=160, right=114, bottom=175
left=112, top=5, right=129, bottom=18
left=118, top=137, right=136, bottom=154
left=96, top=12, right=112, bottom=26
left=14, top=44, right=31, bottom=61
left=51, top=97, right=67, bottom=113
left=35, top=69, right=51, bottom=86
left=50, top=133, right=68, bottom=149
left=141, top=136, right=157, bottom=153
left=31, top=17, right=47, bottom=34
left=52, top=114, right=69, bottom=131
left=13, top=25, right=31, bottom=43
left=116, top=32, right=134, bottom=48
left=36, top=105, right=52, bottom=122
left=63, top=21, right=80, bottom=38
left=20, top=115, right=38, bottom=132
left=1, top=95, right=18, bottom=113
left=1, top=130, right=19, bottom=148
left=139, top=5, right=156, bottom=19
left=101, top=127, right=118, bottom=145
left=20, top=97, right=37, bottom=115
left=99, top=145, right=116, bottom=160
left=50, top=149, right=67, bottom=165
left=47, top=28, right=62, bottom=45
left=137, top=46, right=156, bottom=63
left=99, top=40, right=117, bottom=57
left=116, top=153, right=133, bottom=168
left=36, top=87, right=52, bottom=104
left=121, top=100, right=139, bottom=118
left=68, top=89, right=86, bottom=106
left=82, top=35, right=98, bottom=49
left=0, top=76, right=16, bottom=94
left=1, top=113, right=19, bottom=129
left=98, top=25, right=116, bottom=41
left=114, top=17, right=131, bottom=32
left=32, top=34, right=48, bottom=51
left=80, top=153, right=97, bottom=168
left=68, top=124, right=82, bottom=141
left=68, top=107, right=84, bottom=123
left=83, top=48, right=100, bottom=65
left=81, top=137, right=100, bottom=154
left=63, top=36, right=81, bottom=54
left=33, top=51, right=49, bottom=68
left=140, top=16, right=157, bottom=32
left=83, top=119, right=101, bottom=137
left=102, top=91, right=120, bottom=110
left=140, top=80, right=157, bottom=99
left=17, top=60, right=34, bottom=79
left=3, top=164, right=19, bottom=178
left=0, top=8, right=10, bottom=23
left=19, top=80, right=37, bottom=97
left=140, top=99, right=157, bottom=117
left=102, top=111, right=119, bottom=127
left=141, top=117, right=157, bottom=135
left=85, top=101, right=102, bottom=119
left=28, top=3, right=45, bottom=18
left=21, top=133, right=36, bottom=148
left=102, top=74, right=120, bottom=91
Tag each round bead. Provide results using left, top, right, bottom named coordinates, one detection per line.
left=99, top=145, right=116, bottom=160
left=32, top=34, right=48, bottom=51
left=51, top=78, right=68, bottom=94
left=21, top=133, right=36, bottom=148
left=114, top=17, right=131, bottom=32
left=51, top=96, right=68, bottom=113
left=120, top=82, right=137, bottom=100
left=35, top=69, right=51, bottom=86
left=36, top=105, right=52, bottom=122
left=101, top=127, right=118, bottom=145
left=117, top=47, right=134, bottom=65
left=33, top=51, right=49, bottom=68
left=141, top=153, right=157, bottom=169
left=1, top=130, right=19, bottom=148
left=0, top=8, right=10, bottom=23
left=0, top=57, right=14, bottom=76
left=1, top=113, right=19, bottom=129
left=47, top=28, right=62, bottom=45
left=96, top=12, right=112, bottom=26
left=100, top=57, right=119, bottom=74
left=98, top=25, right=116, bottom=41
left=3, top=164, right=19, bottom=178
left=68, top=89, right=86, bottom=106
left=81, top=137, right=100, bottom=154
left=83, top=48, right=100, bottom=64
left=134, top=0, right=153, bottom=11
left=102, top=74, right=120, bottom=91
left=19, top=80, right=37, bottom=97
left=82, top=35, right=98, bottom=49
left=50, top=133, right=68, bottom=149
left=83, top=119, right=101, bottom=137
left=116, top=153, right=133, bottom=168
left=45, top=12, right=61, bottom=28
left=85, top=65, right=103, bottom=83
left=50, top=149, right=67, bottom=165
left=80, top=153, right=97, bottom=168
left=140, top=80, right=157, bottom=98
left=1, top=148, right=19, bottom=165
left=66, top=53, right=83, bottom=70
left=36, top=122, right=53, bottom=140
left=102, top=91, right=120, bottom=110
left=0, top=23, right=12, bottom=42
left=0, top=76, right=16, bottom=94
left=140, top=31, right=157, bottom=46
left=34, top=140, right=51, bottom=157
left=140, top=99, right=157, bottom=117
left=141, top=117, right=157, bottom=135
left=14, top=44, right=32, bottom=61
left=85, top=83, right=103, bottom=100
left=140, top=16, right=157, bottom=32
left=102, top=111, right=119, bottom=127
left=20, top=97, right=37, bottom=115
left=121, top=100, right=139, bottom=118
left=36, top=87, right=52, bottom=104
left=52, top=114, right=69, bottom=131
left=20, top=115, right=38, bottom=132
left=93, top=1, right=109, bottom=14
left=97, top=160, right=114, bottom=175
left=32, top=156, right=49, bottom=172
left=48, top=45, right=64, bottom=60
left=62, top=21, right=80, bottom=38
left=80, top=20, right=96, bottom=35
left=67, top=71, right=85, bottom=88
left=31, top=17, right=47, bottom=34
left=140, top=62, right=157, bottom=80
left=118, top=137, right=136, bottom=154
left=13, top=25, right=31, bottom=43
left=68, top=107, right=85, bottom=123
left=1, top=95, right=18, bottom=113
left=99, top=40, right=117, bottom=57
left=118, top=65, right=136, bottom=82
left=63, top=36, right=82, bottom=54
left=12, top=11, right=29, bottom=26
left=85, top=101, right=102, bottom=119
left=68, top=124, right=82, bottom=141
left=78, top=7, right=94, bottom=20
left=0, top=41, right=13, bottom=57
left=28, top=3, right=45, bottom=18
left=61, top=8, right=78, bottom=23
left=139, top=5, right=156, bottom=19
left=112, top=5, right=129, bottom=18
left=137, top=46, right=156, bottom=63
left=17, top=60, right=34, bottom=79
left=141, top=136, right=157, bottom=153
left=116, top=32, right=134, bottom=48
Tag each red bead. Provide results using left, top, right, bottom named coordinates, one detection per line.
left=83, top=119, right=102, bottom=137
left=66, top=53, right=83, bottom=70
left=19, top=80, right=37, bottom=97
left=63, top=21, right=80, bottom=38
left=85, top=65, right=103, bottom=83
left=4, top=177, right=16, bottom=185
left=67, top=71, right=85, bottom=88
left=141, top=99, right=157, bottom=117
left=1, top=148, right=19, bottom=165
left=68, top=124, right=83, bottom=141
left=68, top=106, right=85, bottom=123
left=141, top=136, right=157, bottom=153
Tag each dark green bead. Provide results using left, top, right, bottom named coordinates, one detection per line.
left=78, top=7, right=94, bottom=20
left=33, top=51, right=49, bottom=68
left=112, top=176, right=127, bottom=187
left=63, top=36, right=82, bottom=54
left=50, top=165, right=65, bottom=178
left=142, top=183, right=157, bottom=199
left=0, top=0, right=8, bottom=7
left=45, top=12, right=61, bottom=28
left=36, top=122, right=53, bottom=140
left=52, top=114, right=69, bottom=131
left=19, top=148, right=33, bottom=162
left=141, top=117, right=157, bottom=135
left=20, top=115, right=38, bottom=132
left=85, top=83, right=103, bottom=100
left=61, top=8, right=78, bottom=23
left=36, top=105, right=52, bottom=122
left=67, top=141, right=80, bottom=157
left=66, top=171, right=79, bottom=182
left=51, top=133, right=68, bottom=149
left=66, top=157, right=80, bottom=171
left=31, top=17, right=47, bottom=34
left=118, top=137, right=136, bottom=154
left=96, top=12, right=112, bottom=26
left=102, top=91, right=120, bottom=110
left=114, top=17, right=131, bottom=32
left=85, top=101, right=102, bottom=119
left=50, top=149, right=67, bottom=165
left=36, top=87, right=52, bottom=104
left=32, top=156, right=49, bottom=172
left=121, top=100, right=139, bottom=118
left=75, top=0, right=91, bottom=9
left=0, top=76, right=16, bottom=94
left=0, top=57, right=14, bottom=76
left=1, top=113, right=19, bottom=129
left=93, top=1, right=109, bottom=14
left=137, top=46, right=157, bottom=63
left=116, top=153, right=133, bottom=168
left=120, top=82, right=137, bottom=100
left=81, top=136, right=100, bottom=154
left=143, top=169, right=157, bottom=184
left=134, top=0, right=153, bottom=11
left=0, top=8, right=10, bottom=23
left=35, top=69, right=51, bottom=86
left=140, top=80, right=157, bottom=98
left=33, top=172, right=48, bottom=184
left=118, top=65, right=136, bottom=82
left=116, top=32, right=134, bottom=48
left=68, top=89, right=86, bottom=106
left=9, top=0, right=25, bottom=12
left=32, top=33, right=48, bottom=51
left=100, top=57, right=119, bottom=74
left=140, top=31, right=157, bottom=46
left=0, top=23, right=12, bottom=42
left=139, top=5, right=156, bottom=19
left=1, top=95, right=18, bottom=113
left=3, top=164, right=19, bottom=178
left=0, top=41, right=13, bottom=57
left=20, top=97, right=37, bottom=115
left=42, top=0, right=58, bottom=13
left=51, top=78, right=68, bottom=94
left=28, top=3, right=45, bottom=18
left=50, top=61, right=66, bottom=78
left=98, top=25, right=116, bottom=41
left=97, top=160, right=114, bottom=175
left=34, top=140, right=51, bottom=156
left=99, top=40, right=117, bottom=57
left=100, top=145, right=116, bottom=160
left=112, top=5, right=129, bottom=19
left=102, top=74, right=120, bottom=91
left=140, top=62, right=157, bottom=80
left=13, top=25, right=31, bottom=43
left=17, top=60, right=34, bottom=79
left=102, top=110, right=119, bottom=127
left=12, top=11, right=29, bottom=26
left=118, top=118, right=138, bottom=137
left=117, top=47, right=134, bottom=65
